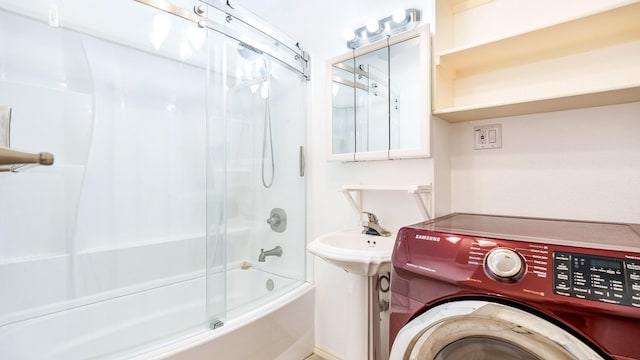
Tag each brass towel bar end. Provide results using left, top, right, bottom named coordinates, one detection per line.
left=0, top=147, right=55, bottom=171
left=39, top=152, right=54, bottom=166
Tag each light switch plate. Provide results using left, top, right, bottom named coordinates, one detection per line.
left=474, top=124, right=502, bottom=150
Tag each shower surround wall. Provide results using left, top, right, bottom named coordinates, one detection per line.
left=0, top=0, right=310, bottom=359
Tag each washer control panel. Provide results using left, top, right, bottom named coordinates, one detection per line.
left=554, top=251, right=640, bottom=307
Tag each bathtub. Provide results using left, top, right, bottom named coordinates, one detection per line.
left=0, top=247, right=314, bottom=360
left=138, top=280, right=315, bottom=360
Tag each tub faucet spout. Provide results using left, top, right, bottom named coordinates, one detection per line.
left=258, top=245, right=282, bottom=262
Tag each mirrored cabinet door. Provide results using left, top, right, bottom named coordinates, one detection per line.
left=388, top=28, right=430, bottom=159
left=331, top=57, right=356, bottom=159
left=327, top=25, right=430, bottom=161
left=354, top=46, right=389, bottom=160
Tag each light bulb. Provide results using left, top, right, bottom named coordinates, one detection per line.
left=366, top=19, right=379, bottom=33
left=343, top=27, right=356, bottom=41
left=392, top=8, right=406, bottom=23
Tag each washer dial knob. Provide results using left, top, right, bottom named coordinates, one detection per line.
left=485, top=248, right=525, bottom=282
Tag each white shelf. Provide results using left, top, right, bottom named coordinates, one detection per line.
left=341, top=184, right=432, bottom=220
left=433, top=0, right=640, bottom=122
left=434, top=85, right=640, bottom=122
left=342, top=184, right=431, bottom=192
left=437, top=2, right=640, bottom=73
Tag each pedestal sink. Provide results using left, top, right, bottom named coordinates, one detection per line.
left=307, top=229, right=395, bottom=276
left=308, top=229, right=396, bottom=360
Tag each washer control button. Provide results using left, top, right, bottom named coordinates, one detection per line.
left=485, top=248, right=525, bottom=281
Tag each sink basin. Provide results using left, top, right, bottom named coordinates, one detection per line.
left=307, top=229, right=396, bottom=276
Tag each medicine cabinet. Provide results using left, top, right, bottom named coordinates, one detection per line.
left=328, top=25, right=430, bottom=161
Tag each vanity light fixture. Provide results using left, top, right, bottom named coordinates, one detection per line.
left=343, top=8, right=421, bottom=49
left=366, top=18, right=380, bottom=33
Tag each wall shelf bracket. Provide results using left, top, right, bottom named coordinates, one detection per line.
left=341, top=184, right=433, bottom=221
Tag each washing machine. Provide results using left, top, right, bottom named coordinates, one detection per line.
left=389, top=213, right=640, bottom=360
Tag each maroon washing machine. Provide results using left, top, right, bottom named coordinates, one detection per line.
left=389, top=213, right=640, bottom=360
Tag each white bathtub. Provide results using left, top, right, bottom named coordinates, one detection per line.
left=0, top=254, right=314, bottom=360
left=138, top=281, right=315, bottom=360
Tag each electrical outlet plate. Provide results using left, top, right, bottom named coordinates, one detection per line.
left=474, top=124, right=502, bottom=150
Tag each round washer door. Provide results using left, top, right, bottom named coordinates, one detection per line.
left=389, top=300, right=604, bottom=360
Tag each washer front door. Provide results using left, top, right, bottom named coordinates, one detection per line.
left=389, top=300, right=604, bottom=360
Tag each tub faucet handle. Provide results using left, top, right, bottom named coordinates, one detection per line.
left=267, top=213, right=281, bottom=226
left=266, top=208, right=286, bottom=233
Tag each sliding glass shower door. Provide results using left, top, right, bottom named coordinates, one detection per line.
left=204, top=1, right=307, bottom=323
left=0, top=4, right=214, bottom=358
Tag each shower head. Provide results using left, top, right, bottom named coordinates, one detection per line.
left=237, top=42, right=268, bottom=80
left=237, top=42, right=263, bottom=61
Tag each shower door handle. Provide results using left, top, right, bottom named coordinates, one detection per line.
left=299, top=146, right=305, bottom=177
left=0, top=147, right=55, bottom=172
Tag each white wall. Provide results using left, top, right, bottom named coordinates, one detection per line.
left=450, top=102, right=640, bottom=224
